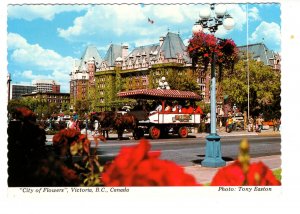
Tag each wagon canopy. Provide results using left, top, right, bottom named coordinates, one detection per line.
left=117, top=89, right=202, bottom=100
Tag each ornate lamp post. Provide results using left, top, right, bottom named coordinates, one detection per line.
left=192, top=4, right=234, bottom=167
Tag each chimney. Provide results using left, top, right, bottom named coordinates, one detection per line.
left=122, top=45, right=129, bottom=60
left=159, top=36, right=165, bottom=47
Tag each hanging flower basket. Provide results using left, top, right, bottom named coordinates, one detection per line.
left=187, top=32, right=239, bottom=73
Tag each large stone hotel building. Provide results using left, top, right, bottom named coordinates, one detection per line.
left=70, top=31, right=280, bottom=112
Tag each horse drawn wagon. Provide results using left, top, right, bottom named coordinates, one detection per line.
left=117, top=89, right=203, bottom=139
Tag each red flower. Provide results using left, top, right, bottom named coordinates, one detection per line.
left=211, top=161, right=245, bottom=186
left=187, top=32, right=238, bottom=72
left=247, top=162, right=281, bottom=186
left=52, top=129, right=90, bottom=156
left=211, top=161, right=281, bottom=186
left=60, top=165, right=80, bottom=184
left=102, top=139, right=200, bottom=186
left=16, top=107, right=36, bottom=121
left=17, top=107, right=33, bottom=117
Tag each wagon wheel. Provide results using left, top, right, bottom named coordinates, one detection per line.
left=149, top=126, right=161, bottom=139
left=178, top=126, right=188, bottom=138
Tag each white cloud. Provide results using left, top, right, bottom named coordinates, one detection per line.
left=226, top=4, right=247, bottom=31
left=57, top=4, right=248, bottom=47
left=21, top=70, right=52, bottom=80
left=249, top=21, right=281, bottom=49
left=248, top=7, right=260, bottom=21
left=8, top=33, right=75, bottom=92
left=8, top=5, right=89, bottom=21
left=58, top=5, right=147, bottom=40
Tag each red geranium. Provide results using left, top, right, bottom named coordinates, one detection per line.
left=210, top=161, right=245, bottom=186
left=102, top=139, right=200, bottom=186
left=247, top=162, right=281, bottom=186
left=211, top=160, right=281, bottom=186
left=15, top=107, right=36, bottom=121
left=187, top=32, right=238, bottom=73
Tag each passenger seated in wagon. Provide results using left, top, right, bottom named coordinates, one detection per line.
left=172, top=101, right=179, bottom=113
left=164, top=102, right=172, bottom=112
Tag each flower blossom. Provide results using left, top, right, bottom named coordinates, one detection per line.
left=102, top=139, right=200, bottom=186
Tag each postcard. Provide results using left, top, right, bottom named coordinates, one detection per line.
left=1, top=0, right=300, bottom=213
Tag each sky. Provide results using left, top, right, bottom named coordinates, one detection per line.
left=7, top=3, right=281, bottom=92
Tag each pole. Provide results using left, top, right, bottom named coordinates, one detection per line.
left=202, top=47, right=226, bottom=168
left=210, top=51, right=217, bottom=135
left=247, top=3, right=250, bottom=120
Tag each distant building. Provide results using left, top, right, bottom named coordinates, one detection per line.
left=70, top=32, right=197, bottom=111
left=22, top=92, right=70, bottom=105
left=70, top=33, right=281, bottom=112
left=69, top=46, right=102, bottom=108
left=32, top=79, right=60, bottom=93
left=11, top=84, right=36, bottom=100
left=238, top=43, right=281, bottom=70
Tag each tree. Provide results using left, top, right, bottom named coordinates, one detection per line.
left=221, top=59, right=281, bottom=119
left=166, top=69, right=200, bottom=92
left=75, top=100, right=90, bottom=117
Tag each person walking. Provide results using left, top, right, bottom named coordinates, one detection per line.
left=93, top=119, right=99, bottom=136
left=67, top=117, right=75, bottom=129
left=226, top=115, right=234, bottom=133
left=272, top=118, right=278, bottom=132
left=248, top=116, right=254, bottom=132
left=277, top=118, right=281, bottom=131
left=256, top=114, right=264, bottom=132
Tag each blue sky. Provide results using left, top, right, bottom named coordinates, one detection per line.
left=7, top=3, right=281, bottom=92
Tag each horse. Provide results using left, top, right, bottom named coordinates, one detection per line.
left=91, top=111, right=141, bottom=140
left=90, top=112, right=115, bottom=138
left=114, top=113, right=139, bottom=140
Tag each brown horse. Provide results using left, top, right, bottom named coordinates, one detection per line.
left=114, top=113, right=138, bottom=140
left=91, top=112, right=115, bottom=138
left=91, top=111, right=140, bottom=140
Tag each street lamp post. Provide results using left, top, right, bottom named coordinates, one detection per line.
left=192, top=4, right=234, bottom=167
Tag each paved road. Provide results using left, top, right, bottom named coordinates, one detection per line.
left=95, top=135, right=281, bottom=167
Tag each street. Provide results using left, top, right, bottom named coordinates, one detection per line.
left=94, top=135, right=281, bottom=167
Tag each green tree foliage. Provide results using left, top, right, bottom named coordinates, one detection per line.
left=75, top=100, right=90, bottom=117
left=221, top=59, right=281, bottom=119
left=149, top=67, right=200, bottom=92
left=166, top=69, right=200, bottom=92
left=8, top=97, right=70, bottom=119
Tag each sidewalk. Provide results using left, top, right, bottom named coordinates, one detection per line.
left=185, top=128, right=281, bottom=184
left=184, top=155, right=281, bottom=184
left=193, top=127, right=280, bottom=138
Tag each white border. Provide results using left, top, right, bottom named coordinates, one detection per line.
left=1, top=0, right=299, bottom=213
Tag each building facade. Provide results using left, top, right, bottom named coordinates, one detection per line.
left=70, top=32, right=281, bottom=112
left=32, top=79, right=61, bottom=93
left=22, top=92, right=70, bottom=105
left=238, top=43, right=281, bottom=71
left=70, top=46, right=102, bottom=109
left=11, top=84, right=36, bottom=100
